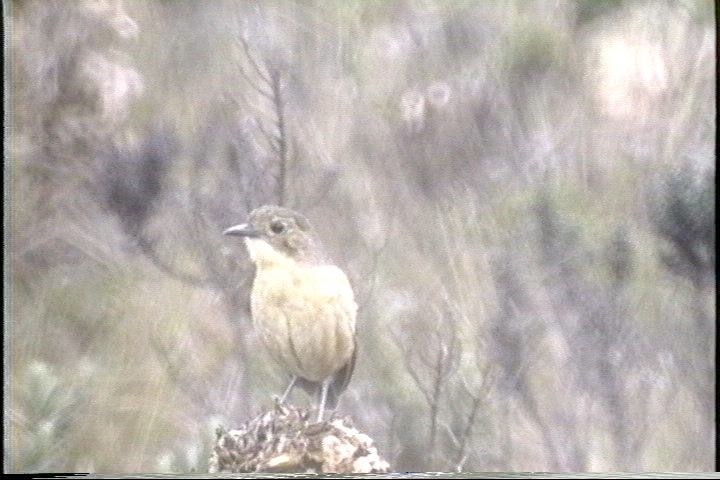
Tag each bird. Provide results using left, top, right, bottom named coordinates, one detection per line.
left=223, top=205, right=357, bottom=422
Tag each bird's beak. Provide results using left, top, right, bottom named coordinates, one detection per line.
left=223, top=223, right=261, bottom=238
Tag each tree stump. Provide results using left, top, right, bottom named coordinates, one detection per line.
left=208, top=400, right=390, bottom=473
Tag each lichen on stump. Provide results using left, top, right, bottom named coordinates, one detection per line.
left=209, top=400, right=390, bottom=473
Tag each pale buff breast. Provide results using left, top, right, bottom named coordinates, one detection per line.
left=249, top=250, right=357, bottom=383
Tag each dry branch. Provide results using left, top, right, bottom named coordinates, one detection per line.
left=209, top=400, right=390, bottom=474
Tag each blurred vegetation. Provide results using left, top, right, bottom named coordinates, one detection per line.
left=6, top=0, right=715, bottom=473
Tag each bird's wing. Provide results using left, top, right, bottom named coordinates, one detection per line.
left=292, top=264, right=357, bottom=407
left=293, top=334, right=356, bottom=411
left=312, top=265, right=357, bottom=409
left=312, top=265, right=357, bottom=333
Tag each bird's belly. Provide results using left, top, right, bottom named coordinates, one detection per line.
left=251, top=268, right=355, bottom=382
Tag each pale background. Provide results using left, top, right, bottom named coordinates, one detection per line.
left=6, top=0, right=715, bottom=473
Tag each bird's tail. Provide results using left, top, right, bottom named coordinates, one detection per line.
left=327, top=343, right=357, bottom=410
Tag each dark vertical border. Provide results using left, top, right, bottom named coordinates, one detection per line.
left=715, top=0, right=719, bottom=473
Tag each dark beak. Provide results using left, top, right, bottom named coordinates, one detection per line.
left=223, top=223, right=261, bottom=238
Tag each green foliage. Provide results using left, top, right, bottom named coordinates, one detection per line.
left=505, top=21, right=568, bottom=78
left=651, top=167, right=715, bottom=286
left=12, top=361, right=92, bottom=471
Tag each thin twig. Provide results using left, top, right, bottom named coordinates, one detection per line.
left=238, top=35, right=271, bottom=85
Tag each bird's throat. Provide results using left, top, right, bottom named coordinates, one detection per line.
left=244, top=238, right=297, bottom=270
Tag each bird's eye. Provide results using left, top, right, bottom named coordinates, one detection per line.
left=270, top=221, right=286, bottom=234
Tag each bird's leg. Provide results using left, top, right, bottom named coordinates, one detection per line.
left=280, top=375, right=297, bottom=404
left=316, top=378, right=331, bottom=422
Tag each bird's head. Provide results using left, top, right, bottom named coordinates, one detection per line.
left=223, top=205, right=325, bottom=266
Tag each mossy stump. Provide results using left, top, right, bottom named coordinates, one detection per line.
left=209, top=400, right=390, bottom=474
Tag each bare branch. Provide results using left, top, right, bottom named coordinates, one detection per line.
left=256, top=121, right=281, bottom=154
left=237, top=66, right=274, bottom=101
left=356, top=213, right=396, bottom=309
left=451, top=377, right=486, bottom=469
left=267, top=70, right=289, bottom=206
left=238, top=35, right=271, bottom=85
left=391, top=326, right=433, bottom=405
